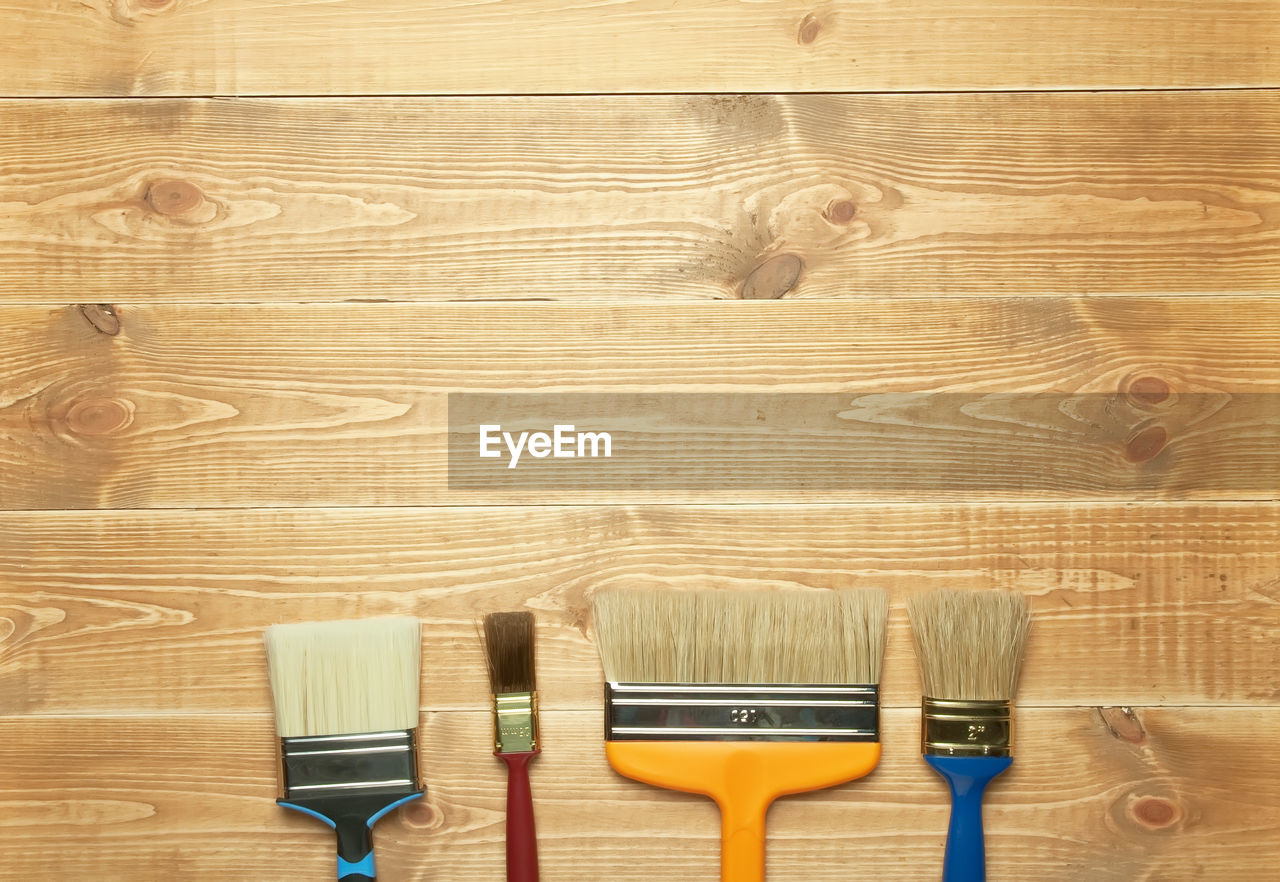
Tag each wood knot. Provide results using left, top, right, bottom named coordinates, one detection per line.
left=741, top=253, right=803, bottom=300
left=825, top=199, right=857, bottom=224
left=1098, top=706, right=1146, bottom=743
left=64, top=398, right=133, bottom=437
left=797, top=13, right=823, bottom=44
left=1130, top=795, right=1181, bottom=830
left=147, top=179, right=204, bottom=217
left=400, top=799, right=441, bottom=829
left=107, top=0, right=178, bottom=25
left=1128, top=375, right=1171, bottom=405
left=1124, top=425, right=1167, bottom=464
left=78, top=303, right=121, bottom=336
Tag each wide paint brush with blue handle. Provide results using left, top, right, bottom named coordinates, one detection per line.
left=265, top=617, right=425, bottom=881
left=906, top=590, right=1030, bottom=882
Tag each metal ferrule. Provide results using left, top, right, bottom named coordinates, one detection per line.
left=279, top=729, right=421, bottom=799
left=605, top=682, right=880, bottom=743
left=921, top=698, right=1014, bottom=757
left=493, top=691, right=539, bottom=754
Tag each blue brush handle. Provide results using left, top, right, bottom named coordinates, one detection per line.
left=332, top=823, right=376, bottom=881
left=335, top=846, right=376, bottom=882
left=280, top=791, right=422, bottom=882
left=924, top=755, right=1012, bottom=882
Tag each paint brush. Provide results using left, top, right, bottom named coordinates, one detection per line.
left=482, top=611, right=542, bottom=882
left=265, top=616, right=424, bottom=882
left=592, top=587, right=887, bottom=882
left=906, top=590, right=1031, bottom=882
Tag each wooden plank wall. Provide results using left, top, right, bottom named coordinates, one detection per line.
left=4, top=0, right=1280, bottom=94
left=2, top=2, right=1278, bottom=880
left=3, top=93, right=1278, bottom=301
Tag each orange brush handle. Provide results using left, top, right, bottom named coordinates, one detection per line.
left=606, top=740, right=881, bottom=882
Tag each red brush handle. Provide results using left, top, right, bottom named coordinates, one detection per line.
left=499, top=751, right=540, bottom=882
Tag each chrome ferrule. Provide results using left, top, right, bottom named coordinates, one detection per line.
left=278, top=728, right=421, bottom=800
left=605, top=682, right=880, bottom=743
left=921, top=698, right=1013, bottom=757
left=493, top=690, right=539, bottom=754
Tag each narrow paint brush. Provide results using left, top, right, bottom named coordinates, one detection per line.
left=592, top=587, right=887, bottom=882
left=907, top=590, right=1031, bottom=882
left=265, top=617, right=424, bottom=882
left=482, top=611, right=541, bottom=882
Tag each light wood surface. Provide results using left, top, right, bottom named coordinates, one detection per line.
left=3, top=93, right=1279, bottom=302
left=1, top=504, right=1277, bottom=716
left=3, top=0, right=1278, bottom=95
left=5, top=0, right=1280, bottom=875
left=4, top=299, right=1280, bottom=509
left=1, top=707, right=1275, bottom=880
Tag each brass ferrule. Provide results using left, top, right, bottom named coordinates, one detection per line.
left=493, top=690, right=539, bottom=754
left=921, top=698, right=1013, bottom=757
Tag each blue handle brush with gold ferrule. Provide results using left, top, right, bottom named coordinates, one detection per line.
left=907, top=590, right=1031, bottom=882
left=921, top=698, right=1015, bottom=882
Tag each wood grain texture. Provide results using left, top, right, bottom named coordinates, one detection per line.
left=2, top=504, right=1277, bottom=714
left=3, top=93, right=1279, bottom=302
left=2, top=0, right=1278, bottom=95
left=1, top=708, right=1276, bottom=880
left=3, top=299, right=1280, bottom=508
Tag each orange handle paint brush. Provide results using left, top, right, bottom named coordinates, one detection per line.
left=593, top=588, right=888, bottom=881
left=607, top=730, right=880, bottom=880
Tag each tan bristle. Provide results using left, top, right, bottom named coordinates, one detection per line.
left=264, top=616, right=421, bottom=738
left=592, top=588, right=887, bottom=684
left=483, top=611, right=537, bottom=694
left=906, top=590, right=1031, bottom=701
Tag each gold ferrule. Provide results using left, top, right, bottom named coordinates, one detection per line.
left=921, top=697, right=1013, bottom=757
left=492, top=691, right=539, bottom=754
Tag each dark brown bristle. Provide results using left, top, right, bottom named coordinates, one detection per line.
left=483, top=611, right=536, bottom=694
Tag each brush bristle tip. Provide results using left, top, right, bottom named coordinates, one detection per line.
left=483, top=610, right=537, bottom=695
left=264, top=616, right=422, bottom=738
left=592, top=587, right=888, bottom=685
left=906, top=589, right=1031, bottom=702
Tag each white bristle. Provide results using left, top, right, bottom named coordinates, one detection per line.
left=264, top=617, right=422, bottom=738
left=592, top=588, right=887, bottom=685
left=906, top=590, right=1031, bottom=701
